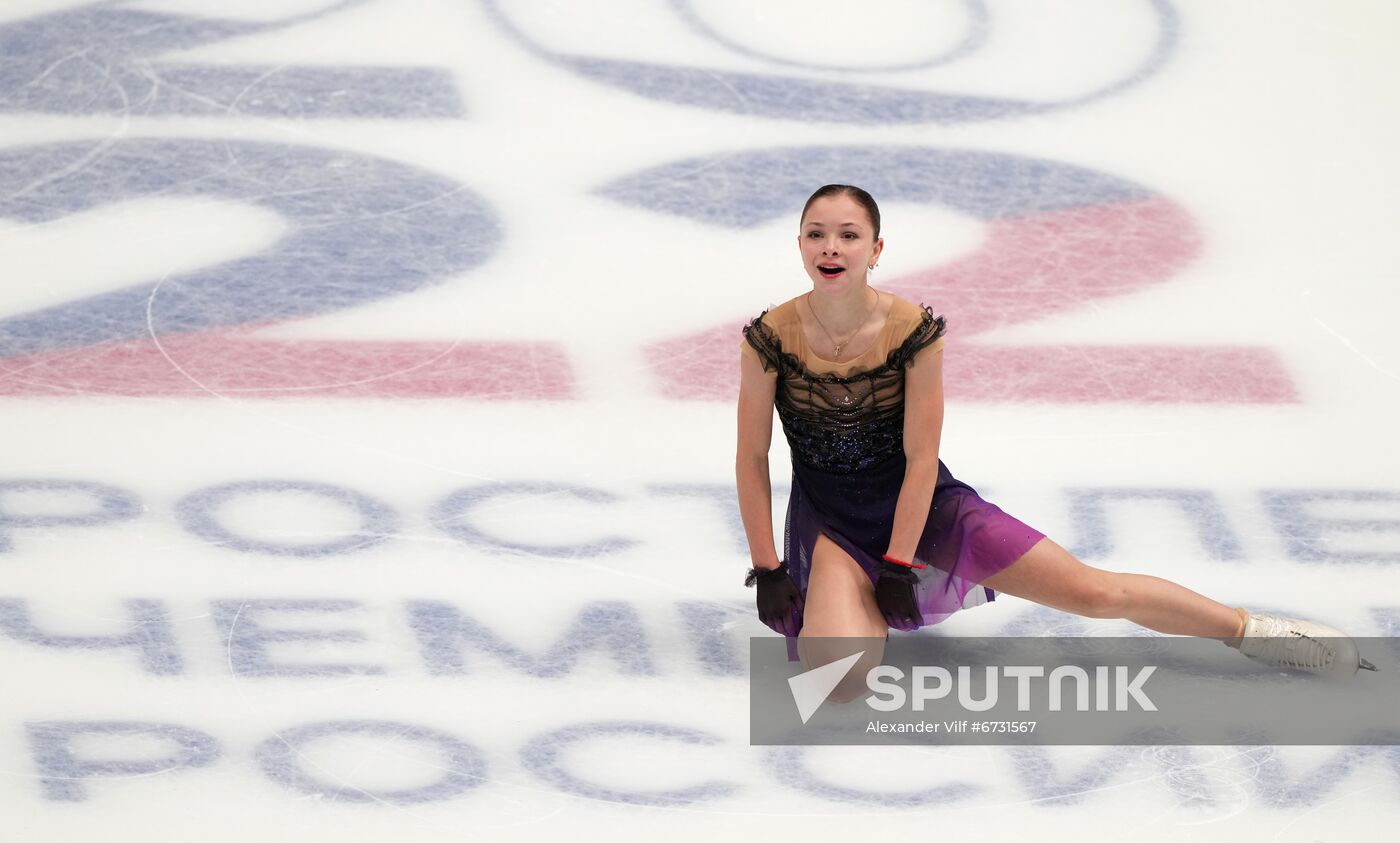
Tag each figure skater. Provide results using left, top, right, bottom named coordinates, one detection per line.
left=736, top=184, right=1375, bottom=692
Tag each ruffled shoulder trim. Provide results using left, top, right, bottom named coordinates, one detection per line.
left=885, top=305, right=947, bottom=370
left=741, top=310, right=802, bottom=376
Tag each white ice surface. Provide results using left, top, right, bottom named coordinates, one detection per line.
left=1, top=1, right=1398, bottom=841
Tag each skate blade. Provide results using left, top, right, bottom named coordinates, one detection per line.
left=1359, top=657, right=1379, bottom=672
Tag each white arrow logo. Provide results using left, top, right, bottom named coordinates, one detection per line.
left=787, top=651, right=866, bottom=725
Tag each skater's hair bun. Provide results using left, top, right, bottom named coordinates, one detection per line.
left=800, top=184, right=881, bottom=238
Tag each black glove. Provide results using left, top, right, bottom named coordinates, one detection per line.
left=875, top=559, right=923, bottom=631
left=745, top=562, right=804, bottom=636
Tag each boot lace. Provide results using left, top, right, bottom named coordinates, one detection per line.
left=1271, top=632, right=1336, bottom=673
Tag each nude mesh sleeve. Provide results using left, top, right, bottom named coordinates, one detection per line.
left=741, top=313, right=787, bottom=375
left=887, top=307, right=947, bottom=370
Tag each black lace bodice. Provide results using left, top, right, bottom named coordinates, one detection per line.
left=742, top=305, right=946, bottom=473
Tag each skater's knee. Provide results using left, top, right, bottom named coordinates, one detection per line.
left=825, top=678, right=868, bottom=705
left=797, top=635, right=886, bottom=705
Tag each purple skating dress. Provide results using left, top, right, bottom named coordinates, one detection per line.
left=741, top=295, right=1045, bottom=657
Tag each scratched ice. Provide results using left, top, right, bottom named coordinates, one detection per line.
left=1, top=1, right=1397, bottom=841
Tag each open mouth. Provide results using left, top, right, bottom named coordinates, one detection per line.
left=817, top=264, right=845, bottom=279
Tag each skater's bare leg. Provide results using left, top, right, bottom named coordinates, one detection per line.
left=798, top=533, right=887, bottom=701
left=801, top=533, right=885, bottom=637
left=980, top=537, right=1246, bottom=639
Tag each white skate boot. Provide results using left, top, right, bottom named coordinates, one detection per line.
left=1230, top=612, right=1379, bottom=678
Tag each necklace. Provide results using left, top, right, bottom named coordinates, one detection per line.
left=806, top=289, right=880, bottom=359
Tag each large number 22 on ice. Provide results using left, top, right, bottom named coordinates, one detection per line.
left=0, top=2, right=1294, bottom=403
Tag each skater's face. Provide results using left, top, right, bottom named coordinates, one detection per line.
left=798, top=194, right=883, bottom=292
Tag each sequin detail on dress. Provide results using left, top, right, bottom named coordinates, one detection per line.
left=741, top=305, right=946, bottom=473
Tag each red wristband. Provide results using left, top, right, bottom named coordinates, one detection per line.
left=883, top=553, right=926, bottom=569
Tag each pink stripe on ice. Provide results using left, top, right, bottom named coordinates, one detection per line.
left=0, top=334, right=574, bottom=399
